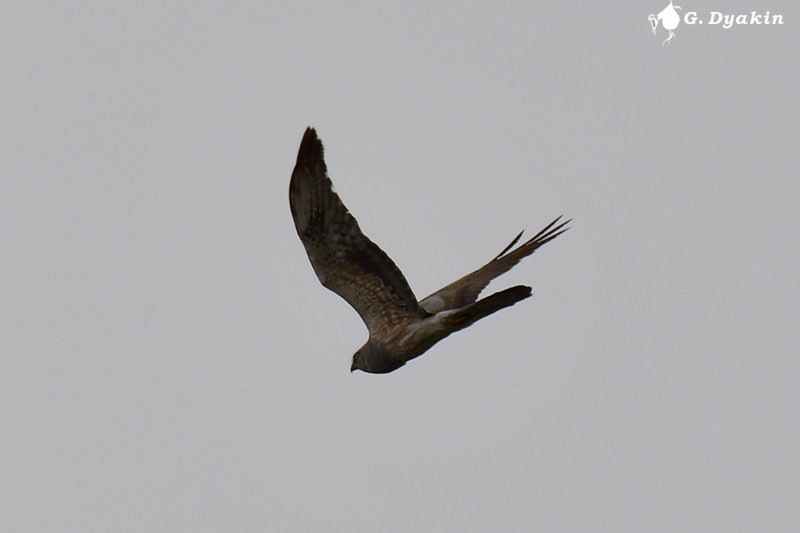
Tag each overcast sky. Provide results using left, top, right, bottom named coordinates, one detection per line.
left=3, top=1, right=799, bottom=531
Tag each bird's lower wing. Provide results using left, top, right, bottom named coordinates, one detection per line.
left=419, top=216, right=570, bottom=313
left=289, top=128, right=426, bottom=335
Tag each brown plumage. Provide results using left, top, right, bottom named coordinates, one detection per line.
left=289, top=127, right=569, bottom=374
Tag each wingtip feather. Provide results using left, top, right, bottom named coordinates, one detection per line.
left=493, top=230, right=525, bottom=260
left=295, top=126, right=325, bottom=171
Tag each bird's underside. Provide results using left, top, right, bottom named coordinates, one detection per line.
left=289, top=127, right=569, bottom=374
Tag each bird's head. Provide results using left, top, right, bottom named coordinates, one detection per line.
left=351, top=342, right=374, bottom=373
left=351, top=349, right=363, bottom=373
left=351, top=341, right=402, bottom=374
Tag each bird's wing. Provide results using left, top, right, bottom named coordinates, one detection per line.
left=289, top=127, right=426, bottom=336
left=419, top=216, right=570, bottom=313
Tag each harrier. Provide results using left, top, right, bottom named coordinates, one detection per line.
left=289, top=128, right=569, bottom=374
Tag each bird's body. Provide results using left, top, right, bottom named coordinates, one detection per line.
left=350, top=285, right=534, bottom=373
left=289, top=127, right=569, bottom=374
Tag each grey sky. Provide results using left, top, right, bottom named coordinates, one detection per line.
left=3, top=1, right=799, bottom=531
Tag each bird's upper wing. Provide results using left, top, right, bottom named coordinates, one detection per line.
left=419, top=216, right=570, bottom=313
left=289, top=127, right=426, bottom=336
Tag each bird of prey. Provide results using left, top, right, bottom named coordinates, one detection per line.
left=289, top=127, right=569, bottom=374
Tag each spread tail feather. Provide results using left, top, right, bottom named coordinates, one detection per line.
left=447, top=285, right=532, bottom=330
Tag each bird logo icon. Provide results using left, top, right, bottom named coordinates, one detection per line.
left=648, top=1, right=682, bottom=45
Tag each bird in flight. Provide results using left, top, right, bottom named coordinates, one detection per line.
left=289, top=127, right=569, bottom=374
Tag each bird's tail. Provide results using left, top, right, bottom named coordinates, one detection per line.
left=446, top=285, right=532, bottom=331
